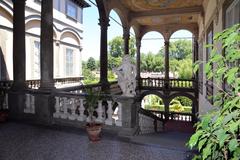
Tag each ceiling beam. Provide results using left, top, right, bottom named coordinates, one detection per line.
left=130, top=6, right=203, bottom=21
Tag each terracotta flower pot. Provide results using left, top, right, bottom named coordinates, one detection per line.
left=86, top=123, right=102, bottom=142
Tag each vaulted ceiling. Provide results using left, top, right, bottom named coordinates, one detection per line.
left=120, top=0, right=203, bottom=26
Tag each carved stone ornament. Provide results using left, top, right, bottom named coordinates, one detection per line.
left=113, top=55, right=136, bottom=97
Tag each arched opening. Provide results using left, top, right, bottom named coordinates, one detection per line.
left=107, top=9, right=124, bottom=83
left=141, top=94, right=165, bottom=111
left=169, top=30, right=193, bottom=79
left=169, top=96, right=193, bottom=113
left=141, top=31, right=165, bottom=78
left=0, top=6, right=13, bottom=80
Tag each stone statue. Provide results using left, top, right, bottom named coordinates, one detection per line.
left=113, top=55, right=136, bottom=97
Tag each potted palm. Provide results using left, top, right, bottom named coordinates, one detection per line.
left=84, top=88, right=102, bottom=142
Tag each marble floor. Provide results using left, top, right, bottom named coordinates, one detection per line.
left=0, top=122, right=193, bottom=160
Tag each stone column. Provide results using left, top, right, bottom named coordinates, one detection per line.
left=193, top=39, right=198, bottom=63
left=11, top=0, right=26, bottom=90
left=123, top=27, right=130, bottom=55
left=164, top=41, right=170, bottom=88
left=40, top=0, right=55, bottom=89
left=99, top=17, right=109, bottom=91
left=136, top=37, right=141, bottom=89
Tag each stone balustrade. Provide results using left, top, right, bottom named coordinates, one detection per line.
left=53, top=94, right=123, bottom=127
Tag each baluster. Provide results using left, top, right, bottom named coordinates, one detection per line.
left=69, top=98, right=77, bottom=120
left=24, top=94, right=31, bottom=113
left=30, top=95, right=35, bottom=113
left=115, top=102, right=122, bottom=126
left=77, top=99, right=85, bottom=121
left=53, top=97, right=61, bottom=118
left=105, top=100, right=114, bottom=125
left=3, top=93, right=8, bottom=109
left=60, top=97, right=69, bottom=119
left=95, top=100, right=104, bottom=123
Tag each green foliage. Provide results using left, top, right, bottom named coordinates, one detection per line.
left=84, top=88, right=101, bottom=123
left=108, top=70, right=116, bottom=82
left=143, top=95, right=192, bottom=113
left=188, top=24, right=240, bottom=160
left=141, top=40, right=193, bottom=77
left=108, top=36, right=136, bottom=57
left=170, top=104, right=184, bottom=112
left=175, top=96, right=192, bottom=107
left=169, top=40, right=192, bottom=60
left=177, top=59, right=193, bottom=79
left=108, top=56, right=122, bottom=70
left=141, top=52, right=164, bottom=72
left=86, top=57, right=96, bottom=71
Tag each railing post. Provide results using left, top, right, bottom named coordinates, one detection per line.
left=96, top=100, right=104, bottom=123
left=60, top=97, right=69, bottom=119
left=53, top=97, right=61, bottom=118
left=69, top=98, right=77, bottom=120
left=105, top=100, right=114, bottom=125
left=77, top=99, right=85, bottom=121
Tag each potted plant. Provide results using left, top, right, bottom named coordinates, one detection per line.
left=84, top=88, right=102, bottom=142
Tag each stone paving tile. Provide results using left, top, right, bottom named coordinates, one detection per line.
left=0, top=123, right=187, bottom=160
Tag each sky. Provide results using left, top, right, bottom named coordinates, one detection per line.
left=82, top=0, right=192, bottom=61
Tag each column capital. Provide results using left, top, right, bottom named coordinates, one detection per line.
left=98, top=18, right=110, bottom=28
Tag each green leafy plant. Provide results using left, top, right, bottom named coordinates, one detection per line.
left=84, top=88, right=101, bottom=124
left=188, top=24, right=240, bottom=159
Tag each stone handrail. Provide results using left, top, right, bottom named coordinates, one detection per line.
left=138, top=108, right=163, bottom=134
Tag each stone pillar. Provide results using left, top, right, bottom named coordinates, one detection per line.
left=164, top=41, right=170, bottom=88
left=99, top=17, right=109, bottom=91
left=39, top=0, right=55, bottom=89
left=11, top=0, right=26, bottom=90
left=193, top=38, right=198, bottom=79
left=193, top=39, right=198, bottom=63
left=123, top=27, right=130, bottom=55
left=136, top=37, right=141, bottom=89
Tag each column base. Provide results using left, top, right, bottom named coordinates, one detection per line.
left=99, top=80, right=109, bottom=93
left=11, top=82, right=27, bottom=91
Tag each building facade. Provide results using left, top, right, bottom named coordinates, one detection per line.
left=0, top=0, right=89, bottom=80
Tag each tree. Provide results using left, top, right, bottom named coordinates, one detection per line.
left=86, top=57, right=96, bottom=71
left=108, top=36, right=136, bottom=58
left=177, top=59, right=193, bottom=79
left=108, top=56, right=122, bottom=70
left=169, top=40, right=192, bottom=60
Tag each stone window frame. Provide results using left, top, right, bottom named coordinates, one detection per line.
left=65, top=0, right=78, bottom=21
left=205, top=22, right=214, bottom=104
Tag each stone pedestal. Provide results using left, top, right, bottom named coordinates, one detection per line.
left=34, top=93, right=55, bottom=125
left=116, top=96, right=138, bottom=137
left=8, top=91, right=26, bottom=120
